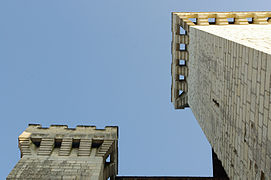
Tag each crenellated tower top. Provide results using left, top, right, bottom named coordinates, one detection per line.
left=8, top=124, right=118, bottom=180
left=171, top=11, right=271, bottom=109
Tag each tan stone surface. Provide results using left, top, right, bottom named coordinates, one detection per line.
left=7, top=124, right=118, bottom=180
left=188, top=25, right=271, bottom=179
left=194, top=25, right=271, bottom=54
left=171, top=11, right=271, bottom=109
left=171, top=11, right=271, bottom=179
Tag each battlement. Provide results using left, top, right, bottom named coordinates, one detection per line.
left=171, top=11, right=271, bottom=109
left=19, top=124, right=118, bottom=157
left=24, top=124, right=118, bottom=137
left=174, top=11, right=271, bottom=179
left=8, top=124, right=118, bottom=180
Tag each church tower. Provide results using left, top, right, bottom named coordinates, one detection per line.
left=7, top=124, right=118, bottom=180
left=171, top=11, right=271, bottom=179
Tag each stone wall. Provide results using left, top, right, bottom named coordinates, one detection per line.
left=8, top=156, right=104, bottom=179
left=188, top=24, right=271, bottom=179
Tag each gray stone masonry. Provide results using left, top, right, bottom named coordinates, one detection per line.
left=7, top=124, right=118, bottom=180
left=172, top=12, right=271, bottom=180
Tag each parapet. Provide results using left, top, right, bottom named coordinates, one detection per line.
left=18, top=124, right=118, bottom=157
left=171, top=11, right=271, bottom=109
left=8, top=124, right=118, bottom=180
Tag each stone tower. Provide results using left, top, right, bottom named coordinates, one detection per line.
left=171, top=11, right=271, bottom=179
left=7, top=124, right=118, bottom=180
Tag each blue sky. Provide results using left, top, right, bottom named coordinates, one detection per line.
left=0, top=0, right=270, bottom=178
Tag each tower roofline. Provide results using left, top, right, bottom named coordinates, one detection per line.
left=171, top=11, right=271, bottom=109
left=8, top=124, right=119, bottom=179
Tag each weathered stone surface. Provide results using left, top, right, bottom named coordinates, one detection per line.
left=188, top=25, right=271, bottom=179
left=172, top=11, right=271, bottom=179
left=7, top=124, right=118, bottom=180
left=171, top=11, right=271, bottom=109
